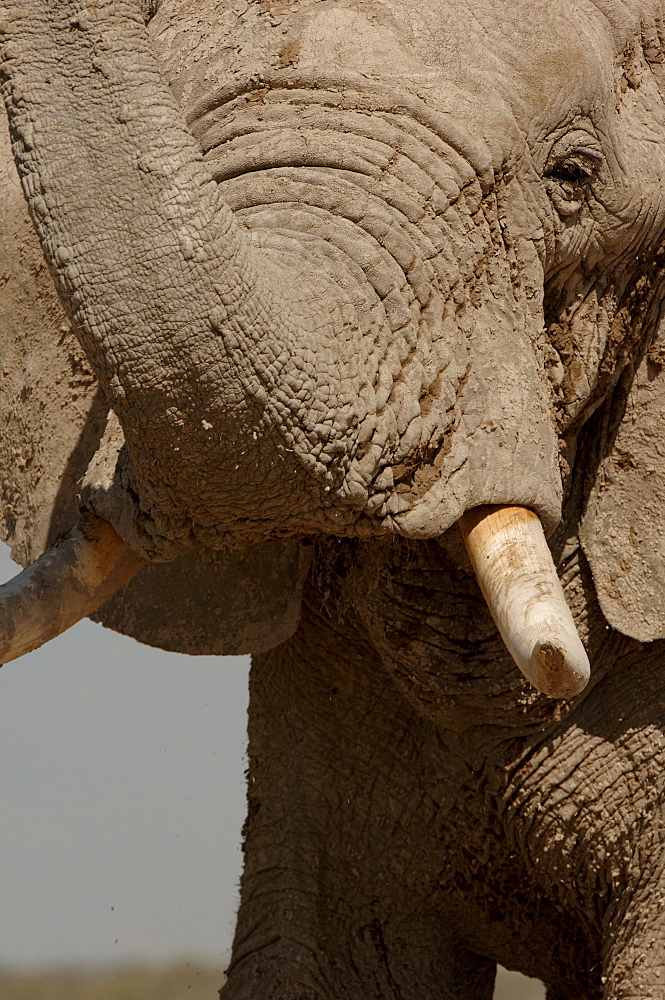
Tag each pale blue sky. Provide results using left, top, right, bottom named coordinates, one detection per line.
left=0, top=541, right=249, bottom=970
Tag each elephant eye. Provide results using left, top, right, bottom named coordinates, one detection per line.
left=544, top=132, right=603, bottom=218
left=549, top=159, right=593, bottom=184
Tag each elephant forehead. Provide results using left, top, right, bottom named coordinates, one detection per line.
left=155, top=0, right=616, bottom=138
left=472, top=0, right=616, bottom=127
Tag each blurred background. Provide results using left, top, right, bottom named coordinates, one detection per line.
left=0, top=541, right=544, bottom=999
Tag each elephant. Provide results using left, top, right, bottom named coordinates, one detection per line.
left=2, top=0, right=665, bottom=996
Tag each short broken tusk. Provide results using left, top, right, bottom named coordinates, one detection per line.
left=458, top=505, right=590, bottom=698
left=0, top=513, right=145, bottom=666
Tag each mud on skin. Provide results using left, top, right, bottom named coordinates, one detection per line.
left=1, top=0, right=665, bottom=997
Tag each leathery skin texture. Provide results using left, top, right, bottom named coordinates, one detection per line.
left=238, top=526, right=665, bottom=1000
left=1, top=0, right=665, bottom=996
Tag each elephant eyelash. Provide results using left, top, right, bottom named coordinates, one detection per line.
left=549, top=160, right=593, bottom=183
left=544, top=130, right=603, bottom=189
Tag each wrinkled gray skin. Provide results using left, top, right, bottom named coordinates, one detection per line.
left=2, top=0, right=665, bottom=996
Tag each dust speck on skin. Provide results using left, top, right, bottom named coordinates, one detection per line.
left=277, top=38, right=300, bottom=68
left=259, top=0, right=293, bottom=15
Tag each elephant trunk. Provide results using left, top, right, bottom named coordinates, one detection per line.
left=0, top=1, right=358, bottom=556
left=459, top=505, right=590, bottom=698
left=0, top=1, right=565, bottom=559
left=0, top=514, right=144, bottom=666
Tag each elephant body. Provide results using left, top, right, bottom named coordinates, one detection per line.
left=2, top=0, right=665, bottom=996
left=240, top=532, right=665, bottom=999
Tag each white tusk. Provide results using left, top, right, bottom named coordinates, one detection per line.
left=458, top=505, right=590, bottom=698
left=0, top=514, right=145, bottom=665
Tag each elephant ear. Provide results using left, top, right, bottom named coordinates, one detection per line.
left=0, top=99, right=104, bottom=563
left=93, top=535, right=311, bottom=656
left=0, top=105, right=307, bottom=656
left=580, top=4, right=665, bottom=642
left=580, top=316, right=665, bottom=642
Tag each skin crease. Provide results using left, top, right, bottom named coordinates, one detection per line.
left=2, top=0, right=665, bottom=997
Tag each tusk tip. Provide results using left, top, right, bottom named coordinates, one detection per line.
left=529, top=638, right=590, bottom=699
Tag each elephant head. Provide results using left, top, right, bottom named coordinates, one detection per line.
left=1, top=0, right=665, bottom=693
